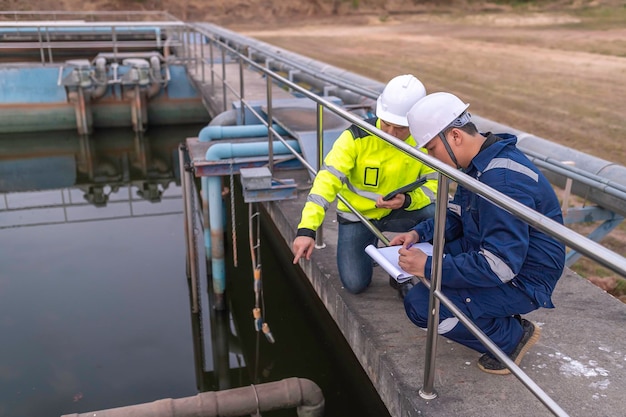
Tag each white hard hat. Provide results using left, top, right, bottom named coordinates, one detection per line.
left=407, top=92, right=470, bottom=148
left=376, top=74, right=427, bottom=126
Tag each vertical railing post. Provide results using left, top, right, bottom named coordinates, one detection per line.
left=266, top=74, right=274, bottom=173
left=194, top=29, right=199, bottom=71
left=419, top=173, right=449, bottom=399
left=221, top=48, right=227, bottom=112
left=187, top=27, right=192, bottom=64
left=315, top=103, right=326, bottom=249
left=200, top=34, right=206, bottom=84
left=45, top=26, right=53, bottom=63
left=209, top=36, right=215, bottom=88
left=111, top=26, right=118, bottom=64
left=239, top=56, right=245, bottom=124
left=182, top=26, right=188, bottom=64
left=37, top=27, right=45, bottom=64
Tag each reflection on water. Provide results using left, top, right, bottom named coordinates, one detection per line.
left=0, top=126, right=201, bottom=416
left=0, top=125, right=391, bottom=417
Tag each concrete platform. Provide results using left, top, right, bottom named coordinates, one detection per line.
left=263, top=167, right=626, bottom=417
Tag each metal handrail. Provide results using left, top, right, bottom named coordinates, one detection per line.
left=199, top=33, right=626, bottom=277
left=0, top=11, right=179, bottom=22
left=204, top=35, right=391, bottom=245
left=185, top=25, right=626, bottom=417
left=0, top=18, right=185, bottom=65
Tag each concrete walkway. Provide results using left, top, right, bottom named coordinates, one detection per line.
left=263, top=167, right=626, bottom=417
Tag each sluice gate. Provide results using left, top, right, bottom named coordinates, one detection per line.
left=0, top=15, right=208, bottom=134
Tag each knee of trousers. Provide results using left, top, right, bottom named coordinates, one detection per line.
left=404, top=286, right=429, bottom=328
left=340, top=277, right=371, bottom=294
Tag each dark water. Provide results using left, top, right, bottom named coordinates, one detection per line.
left=0, top=126, right=391, bottom=417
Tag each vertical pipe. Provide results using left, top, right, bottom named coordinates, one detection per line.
left=179, top=145, right=199, bottom=313
left=208, top=176, right=226, bottom=311
left=201, top=176, right=212, bottom=262
left=315, top=103, right=325, bottom=249
left=419, top=173, right=449, bottom=400
left=266, top=75, right=274, bottom=173
left=130, top=85, right=144, bottom=132
left=179, top=145, right=191, bottom=278
left=76, top=87, right=90, bottom=135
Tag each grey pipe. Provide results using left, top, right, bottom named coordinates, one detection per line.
left=91, top=56, right=108, bottom=100
left=208, top=109, right=238, bottom=126
left=473, top=115, right=626, bottom=218
left=61, top=377, right=324, bottom=417
left=147, top=55, right=164, bottom=99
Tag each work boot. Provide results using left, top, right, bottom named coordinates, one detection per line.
left=477, top=318, right=541, bottom=375
left=397, top=281, right=414, bottom=300
left=388, top=276, right=399, bottom=290
left=389, top=276, right=413, bottom=299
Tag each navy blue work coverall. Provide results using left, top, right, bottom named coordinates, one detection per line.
left=404, top=133, right=566, bottom=355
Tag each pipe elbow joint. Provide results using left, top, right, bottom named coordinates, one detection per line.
left=294, top=378, right=325, bottom=417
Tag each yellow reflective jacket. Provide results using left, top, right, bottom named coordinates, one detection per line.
left=297, top=118, right=438, bottom=235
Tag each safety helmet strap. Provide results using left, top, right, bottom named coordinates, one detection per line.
left=438, top=131, right=461, bottom=169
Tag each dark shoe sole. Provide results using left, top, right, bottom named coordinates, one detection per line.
left=477, top=320, right=541, bottom=375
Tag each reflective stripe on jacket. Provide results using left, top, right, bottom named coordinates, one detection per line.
left=297, top=117, right=438, bottom=232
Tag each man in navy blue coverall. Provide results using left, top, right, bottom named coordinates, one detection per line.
left=389, top=92, right=566, bottom=374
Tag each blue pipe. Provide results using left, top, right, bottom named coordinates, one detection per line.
left=205, top=139, right=301, bottom=309
left=199, top=124, right=287, bottom=142
left=208, top=174, right=226, bottom=308
left=200, top=124, right=290, bottom=265
left=201, top=176, right=212, bottom=261
left=205, top=140, right=300, bottom=160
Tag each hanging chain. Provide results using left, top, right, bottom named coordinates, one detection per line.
left=230, top=161, right=238, bottom=267
left=249, top=201, right=275, bottom=345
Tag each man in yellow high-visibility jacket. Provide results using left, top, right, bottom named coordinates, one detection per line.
left=292, top=74, right=438, bottom=297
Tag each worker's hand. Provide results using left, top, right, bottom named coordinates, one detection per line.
left=375, top=193, right=405, bottom=210
left=292, top=236, right=315, bottom=264
left=398, top=247, right=428, bottom=278
left=389, top=230, right=419, bottom=248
